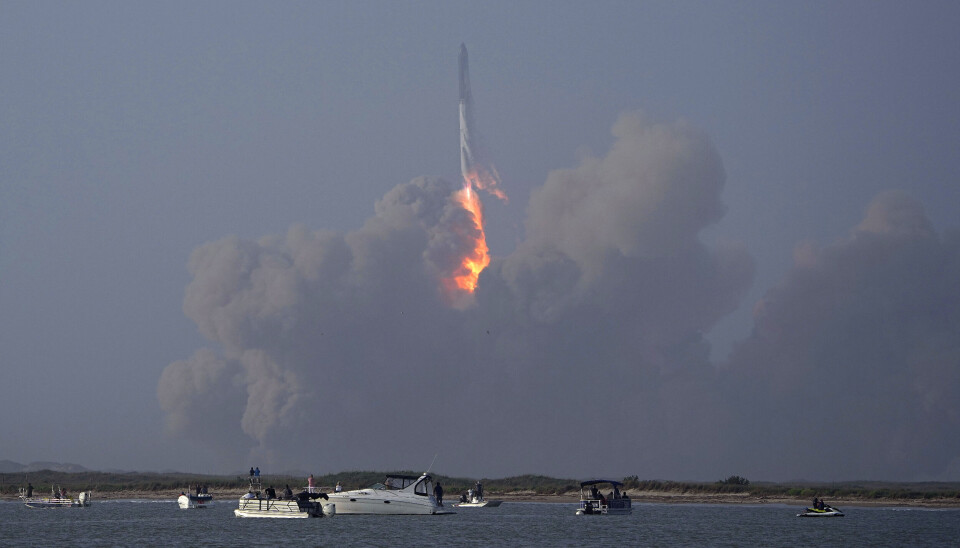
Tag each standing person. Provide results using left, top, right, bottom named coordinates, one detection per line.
left=434, top=481, right=444, bottom=506
left=335, top=481, right=342, bottom=493
left=250, top=467, right=255, bottom=477
left=26, top=483, right=33, bottom=498
left=475, top=480, right=483, bottom=501
left=308, top=474, right=316, bottom=494
left=254, top=467, right=260, bottom=477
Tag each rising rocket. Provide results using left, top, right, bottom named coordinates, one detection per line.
left=457, top=43, right=506, bottom=202
left=459, top=43, right=475, bottom=183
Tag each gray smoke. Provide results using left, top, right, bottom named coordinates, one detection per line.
left=158, top=112, right=959, bottom=480
left=158, top=111, right=752, bottom=477
left=722, top=190, right=960, bottom=480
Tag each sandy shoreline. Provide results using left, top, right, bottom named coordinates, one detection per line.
left=8, top=488, right=957, bottom=508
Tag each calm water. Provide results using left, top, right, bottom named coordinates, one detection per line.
left=2, top=499, right=958, bottom=547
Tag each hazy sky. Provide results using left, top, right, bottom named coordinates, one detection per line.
left=3, top=1, right=959, bottom=481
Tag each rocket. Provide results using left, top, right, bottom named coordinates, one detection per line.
left=459, top=43, right=475, bottom=183
left=457, top=43, right=505, bottom=202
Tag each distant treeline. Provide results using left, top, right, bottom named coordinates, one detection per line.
left=2, top=470, right=959, bottom=501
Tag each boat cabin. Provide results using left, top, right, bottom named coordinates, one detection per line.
left=374, top=473, right=435, bottom=497
left=577, top=479, right=631, bottom=515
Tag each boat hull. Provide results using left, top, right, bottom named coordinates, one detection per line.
left=234, top=498, right=331, bottom=518
left=454, top=499, right=502, bottom=508
left=178, top=494, right=213, bottom=509
left=576, top=500, right=632, bottom=515
left=22, top=491, right=92, bottom=508
left=324, top=492, right=452, bottom=515
left=797, top=507, right=844, bottom=517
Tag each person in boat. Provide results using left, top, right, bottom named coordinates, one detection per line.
left=201, top=484, right=208, bottom=494
left=598, top=492, right=607, bottom=507
left=460, top=492, right=468, bottom=503
left=476, top=480, right=483, bottom=500
left=254, top=467, right=260, bottom=477
left=250, top=467, right=255, bottom=477
left=434, top=481, right=444, bottom=506
left=812, top=497, right=819, bottom=510
left=590, top=486, right=599, bottom=499
left=26, top=483, right=33, bottom=498
left=335, top=481, right=342, bottom=493
left=613, top=485, right=620, bottom=499
left=265, top=486, right=276, bottom=499
left=283, top=485, right=293, bottom=499
left=308, top=474, right=316, bottom=493
left=195, top=484, right=202, bottom=496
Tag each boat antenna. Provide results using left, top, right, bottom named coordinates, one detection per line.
left=426, top=453, right=438, bottom=474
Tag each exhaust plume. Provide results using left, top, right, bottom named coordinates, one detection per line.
left=443, top=44, right=507, bottom=303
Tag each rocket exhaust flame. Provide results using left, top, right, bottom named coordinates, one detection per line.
left=443, top=43, right=506, bottom=302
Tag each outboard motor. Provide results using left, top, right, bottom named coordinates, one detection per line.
left=322, top=503, right=336, bottom=517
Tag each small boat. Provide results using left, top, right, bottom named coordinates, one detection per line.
left=455, top=497, right=503, bottom=508
left=797, top=505, right=844, bottom=517
left=234, top=477, right=333, bottom=518
left=178, top=492, right=213, bottom=509
left=454, top=484, right=502, bottom=507
left=575, top=480, right=631, bottom=515
left=19, top=485, right=92, bottom=508
left=323, top=473, right=454, bottom=515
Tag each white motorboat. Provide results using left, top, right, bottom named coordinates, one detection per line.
left=797, top=505, right=844, bottom=517
left=19, top=485, right=92, bottom=508
left=234, top=477, right=334, bottom=518
left=178, top=492, right=213, bottom=509
left=323, top=473, right=454, bottom=515
left=575, top=480, right=631, bottom=515
left=454, top=497, right=502, bottom=508
left=454, top=484, right=502, bottom=507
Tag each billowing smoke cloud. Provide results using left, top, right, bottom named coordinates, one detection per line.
left=722, top=190, right=960, bottom=480
left=158, top=111, right=752, bottom=477
left=157, top=111, right=959, bottom=480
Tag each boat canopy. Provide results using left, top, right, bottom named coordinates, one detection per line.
left=579, top=480, right=624, bottom=487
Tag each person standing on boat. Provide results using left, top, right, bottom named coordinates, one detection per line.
left=250, top=467, right=255, bottom=477
left=26, top=483, right=33, bottom=498
left=308, top=474, right=316, bottom=493
left=335, top=481, right=342, bottom=493
left=254, top=467, right=260, bottom=477
left=476, top=480, right=483, bottom=501
left=434, top=481, right=444, bottom=506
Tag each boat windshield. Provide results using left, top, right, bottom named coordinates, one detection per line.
left=374, top=475, right=421, bottom=490
left=413, top=477, right=433, bottom=497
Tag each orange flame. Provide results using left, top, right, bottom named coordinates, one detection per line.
left=446, top=182, right=490, bottom=293
left=439, top=165, right=509, bottom=305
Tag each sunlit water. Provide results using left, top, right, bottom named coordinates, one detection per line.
left=2, top=499, right=958, bottom=547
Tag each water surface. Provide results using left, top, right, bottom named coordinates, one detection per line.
left=2, top=499, right=957, bottom=547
